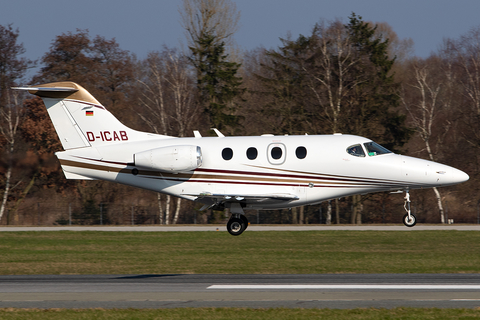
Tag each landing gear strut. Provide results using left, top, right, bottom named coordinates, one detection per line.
left=226, top=203, right=249, bottom=236
left=403, top=190, right=416, bottom=227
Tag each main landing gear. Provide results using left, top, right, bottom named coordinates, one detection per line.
left=403, top=190, right=417, bottom=227
left=226, top=203, right=249, bottom=236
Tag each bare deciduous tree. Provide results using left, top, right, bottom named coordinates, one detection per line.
left=0, top=24, right=32, bottom=222
left=136, top=48, right=199, bottom=224
left=304, top=19, right=361, bottom=134
left=0, top=91, right=22, bottom=221
left=373, top=22, right=414, bottom=64
left=449, top=27, right=480, bottom=151
left=458, top=27, right=480, bottom=116
left=401, top=58, right=451, bottom=223
left=179, top=0, right=240, bottom=50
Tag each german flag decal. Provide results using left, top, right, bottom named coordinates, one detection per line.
left=86, top=110, right=94, bottom=116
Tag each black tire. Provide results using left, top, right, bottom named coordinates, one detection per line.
left=403, top=213, right=417, bottom=227
left=227, top=217, right=246, bottom=236
left=240, top=215, right=249, bottom=231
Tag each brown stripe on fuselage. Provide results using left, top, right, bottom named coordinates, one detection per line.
left=59, top=159, right=194, bottom=180
left=59, top=159, right=409, bottom=188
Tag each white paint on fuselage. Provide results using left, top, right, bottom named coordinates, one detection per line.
left=56, top=134, right=469, bottom=210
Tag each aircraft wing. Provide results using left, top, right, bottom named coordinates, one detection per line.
left=184, top=192, right=299, bottom=210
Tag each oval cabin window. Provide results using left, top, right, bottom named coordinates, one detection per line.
left=271, top=147, right=282, bottom=160
left=296, top=146, right=307, bottom=159
left=267, top=143, right=286, bottom=165
left=246, top=147, right=258, bottom=160
left=222, top=148, right=233, bottom=160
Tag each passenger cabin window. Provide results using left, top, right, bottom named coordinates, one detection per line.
left=296, top=146, right=307, bottom=159
left=222, top=148, right=233, bottom=160
left=267, top=143, right=286, bottom=165
left=271, top=147, right=282, bottom=160
left=363, top=142, right=392, bottom=156
left=347, top=144, right=365, bottom=157
left=246, top=147, right=258, bottom=160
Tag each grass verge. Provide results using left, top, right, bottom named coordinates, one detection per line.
left=0, top=230, right=480, bottom=274
left=0, top=307, right=480, bottom=319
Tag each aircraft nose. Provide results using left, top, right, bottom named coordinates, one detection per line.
left=434, top=165, right=469, bottom=186
left=400, top=155, right=469, bottom=187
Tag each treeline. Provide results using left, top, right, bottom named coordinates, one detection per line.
left=0, top=4, right=479, bottom=225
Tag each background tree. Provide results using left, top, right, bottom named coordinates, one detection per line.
left=32, top=29, right=91, bottom=85
left=29, top=29, right=139, bottom=224
left=19, top=96, right=67, bottom=189
left=255, top=14, right=410, bottom=224
left=190, top=33, right=244, bottom=133
left=344, top=13, right=409, bottom=150
left=180, top=0, right=244, bottom=134
left=90, top=35, right=135, bottom=112
left=372, top=22, right=414, bottom=66
left=134, top=48, right=199, bottom=224
left=254, top=36, right=309, bottom=135
left=434, top=27, right=480, bottom=221
left=401, top=57, right=453, bottom=223
left=450, top=28, right=480, bottom=155
left=179, top=0, right=240, bottom=52
left=0, top=24, right=33, bottom=222
left=32, top=30, right=134, bottom=120
left=302, top=18, right=358, bottom=135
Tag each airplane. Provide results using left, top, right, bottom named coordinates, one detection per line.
left=14, top=82, right=469, bottom=235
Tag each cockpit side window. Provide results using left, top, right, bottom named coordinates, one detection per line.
left=363, top=142, right=392, bottom=156
left=347, top=144, right=365, bottom=157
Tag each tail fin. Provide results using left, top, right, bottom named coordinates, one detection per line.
left=15, top=82, right=161, bottom=150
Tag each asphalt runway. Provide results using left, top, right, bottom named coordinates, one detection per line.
left=2, top=274, right=480, bottom=309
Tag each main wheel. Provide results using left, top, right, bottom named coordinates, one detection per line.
left=240, top=215, right=249, bottom=231
left=403, top=213, right=417, bottom=227
left=227, top=217, right=246, bottom=236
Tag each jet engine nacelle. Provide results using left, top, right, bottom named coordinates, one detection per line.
left=134, top=145, right=202, bottom=173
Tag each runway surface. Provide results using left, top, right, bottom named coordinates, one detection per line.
left=2, top=274, right=480, bottom=309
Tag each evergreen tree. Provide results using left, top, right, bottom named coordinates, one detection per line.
left=189, top=32, right=244, bottom=133
left=256, top=36, right=310, bottom=135
left=257, top=14, right=410, bottom=149
left=344, top=13, right=411, bottom=151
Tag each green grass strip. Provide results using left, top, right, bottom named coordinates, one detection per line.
left=1, top=230, right=480, bottom=274
left=0, top=307, right=480, bottom=319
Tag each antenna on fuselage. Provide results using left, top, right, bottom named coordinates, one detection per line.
left=211, top=128, right=225, bottom=137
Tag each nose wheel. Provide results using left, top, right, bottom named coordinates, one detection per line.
left=403, top=190, right=417, bottom=227
left=403, top=213, right=416, bottom=227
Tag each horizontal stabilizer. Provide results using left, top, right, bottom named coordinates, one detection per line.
left=13, top=86, right=78, bottom=93
left=13, top=82, right=101, bottom=105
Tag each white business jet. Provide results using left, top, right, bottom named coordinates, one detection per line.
left=14, top=82, right=469, bottom=235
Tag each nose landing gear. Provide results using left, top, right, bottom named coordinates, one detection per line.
left=403, top=190, right=417, bottom=227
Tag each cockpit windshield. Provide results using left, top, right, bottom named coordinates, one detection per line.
left=363, top=142, right=392, bottom=156
left=346, top=144, right=365, bottom=157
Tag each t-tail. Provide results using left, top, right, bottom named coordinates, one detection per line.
left=14, top=81, right=164, bottom=150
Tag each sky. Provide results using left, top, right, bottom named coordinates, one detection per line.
left=2, top=0, right=480, bottom=77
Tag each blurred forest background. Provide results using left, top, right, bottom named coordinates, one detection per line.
left=1, top=0, right=479, bottom=226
